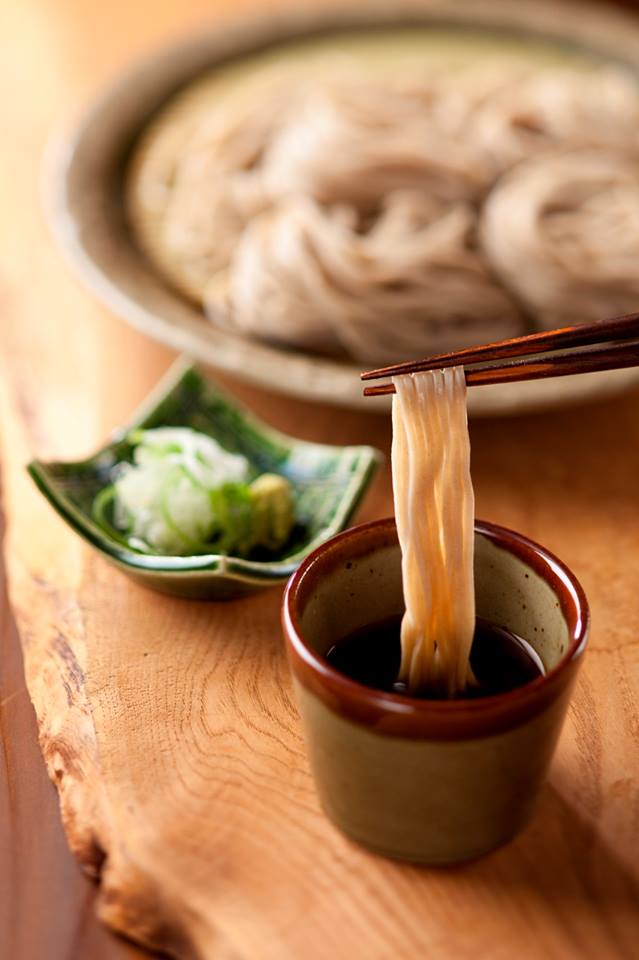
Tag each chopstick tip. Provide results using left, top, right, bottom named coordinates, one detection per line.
left=363, top=383, right=395, bottom=397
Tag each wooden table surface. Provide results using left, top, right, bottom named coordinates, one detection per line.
left=0, top=7, right=265, bottom=959
left=2, top=2, right=639, bottom=958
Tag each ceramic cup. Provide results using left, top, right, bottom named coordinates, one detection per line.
left=283, top=518, right=589, bottom=864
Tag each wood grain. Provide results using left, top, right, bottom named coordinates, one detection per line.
left=0, top=514, right=147, bottom=960
left=2, top=1, right=639, bottom=958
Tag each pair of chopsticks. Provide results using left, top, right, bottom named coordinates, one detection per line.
left=361, top=313, right=639, bottom=396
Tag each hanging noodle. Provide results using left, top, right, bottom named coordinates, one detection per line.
left=391, top=368, right=475, bottom=697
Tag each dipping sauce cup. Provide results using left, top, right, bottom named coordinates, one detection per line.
left=283, top=518, right=589, bottom=864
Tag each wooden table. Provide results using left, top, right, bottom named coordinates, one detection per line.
left=2, top=2, right=639, bottom=958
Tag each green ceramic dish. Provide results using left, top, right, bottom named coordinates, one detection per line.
left=28, top=361, right=382, bottom=599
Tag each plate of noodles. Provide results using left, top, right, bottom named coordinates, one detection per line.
left=44, top=0, right=639, bottom=415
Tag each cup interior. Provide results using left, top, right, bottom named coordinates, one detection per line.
left=295, top=519, right=583, bottom=679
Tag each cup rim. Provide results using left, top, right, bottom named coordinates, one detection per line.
left=282, top=517, right=590, bottom=739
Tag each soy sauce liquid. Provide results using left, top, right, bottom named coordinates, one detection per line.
left=325, top=616, right=544, bottom=698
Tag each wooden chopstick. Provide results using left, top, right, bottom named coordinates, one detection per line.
left=360, top=312, right=639, bottom=384
left=362, top=339, right=639, bottom=397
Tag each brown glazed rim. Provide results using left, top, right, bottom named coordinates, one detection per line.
left=283, top=518, right=590, bottom=740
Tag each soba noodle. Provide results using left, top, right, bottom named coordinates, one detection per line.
left=466, top=68, right=639, bottom=171
left=260, top=79, right=492, bottom=206
left=480, top=150, right=639, bottom=327
left=392, top=368, right=475, bottom=697
left=129, top=61, right=639, bottom=363
left=155, top=87, right=293, bottom=297
left=210, top=191, right=522, bottom=363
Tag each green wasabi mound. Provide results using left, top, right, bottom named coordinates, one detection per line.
left=109, top=427, right=294, bottom=556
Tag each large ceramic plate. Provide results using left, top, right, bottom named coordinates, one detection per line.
left=43, top=0, right=639, bottom=416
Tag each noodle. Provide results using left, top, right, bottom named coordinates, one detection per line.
left=467, top=68, right=639, bottom=171
left=129, top=62, right=639, bottom=362
left=480, top=150, right=639, bottom=327
left=261, top=79, right=492, bottom=206
left=156, top=87, right=294, bottom=297
left=208, top=192, right=522, bottom=363
left=391, top=368, right=475, bottom=697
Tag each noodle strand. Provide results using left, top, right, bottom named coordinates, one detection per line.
left=392, top=368, right=475, bottom=697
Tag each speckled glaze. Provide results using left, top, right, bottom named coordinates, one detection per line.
left=283, top=518, right=589, bottom=863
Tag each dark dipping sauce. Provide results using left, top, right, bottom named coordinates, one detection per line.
left=325, top=615, right=545, bottom=699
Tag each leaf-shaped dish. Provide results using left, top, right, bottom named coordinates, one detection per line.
left=28, top=361, right=382, bottom=599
